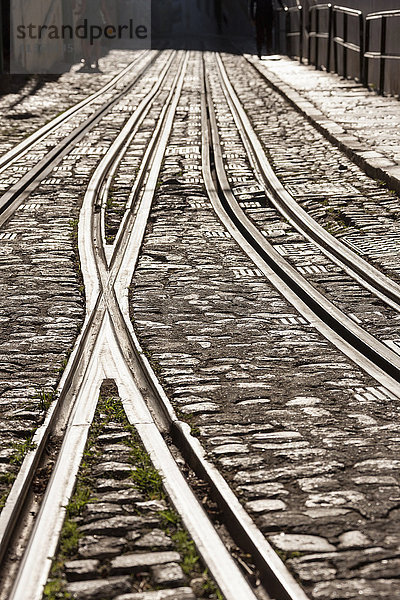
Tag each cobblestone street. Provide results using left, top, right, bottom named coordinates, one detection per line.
left=0, top=5, right=400, bottom=598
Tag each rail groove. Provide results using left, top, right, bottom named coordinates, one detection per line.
left=1, top=51, right=270, bottom=600
left=0, top=48, right=178, bottom=570
left=2, top=47, right=400, bottom=600
left=202, top=52, right=400, bottom=396
left=0, top=50, right=162, bottom=227
left=221, top=54, right=400, bottom=315
left=202, top=55, right=400, bottom=395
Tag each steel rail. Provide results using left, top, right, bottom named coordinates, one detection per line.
left=0, top=50, right=151, bottom=174
left=240, top=54, right=400, bottom=314
left=203, top=53, right=400, bottom=397
left=194, top=57, right=310, bottom=600
left=0, top=48, right=177, bottom=574
left=101, top=51, right=307, bottom=600
left=5, top=52, right=260, bottom=600
left=0, top=49, right=164, bottom=227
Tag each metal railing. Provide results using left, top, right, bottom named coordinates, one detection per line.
left=332, top=5, right=363, bottom=81
left=285, top=3, right=304, bottom=62
left=0, top=0, right=3, bottom=74
left=364, top=10, right=400, bottom=95
left=278, top=2, right=400, bottom=97
left=307, top=3, right=332, bottom=71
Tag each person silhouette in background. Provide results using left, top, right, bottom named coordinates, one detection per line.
left=249, top=0, right=274, bottom=59
left=75, top=0, right=110, bottom=72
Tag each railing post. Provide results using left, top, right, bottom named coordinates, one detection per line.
left=364, top=16, right=370, bottom=86
left=343, top=11, right=348, bottom=78
left=285, top=8, right=291, bottom=57
left=299, top=6, right=304, bottom=64
left=379, top=15, right=387, bottom=94
left=315, top=7, right=320, bottom=69
left=358, top=12, right=364, bottom=82
left=307, top=7, right=312, bottom=66
left=327, top=4, right=333, bottom=72
left=274, top=9, right=280, bottom=55
left=333, top=8, right=338, bottom=74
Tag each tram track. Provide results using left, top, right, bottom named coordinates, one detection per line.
left=225, top=52, right=400, bottom=293
left=0, top=49, right=166, bottom=227
left=126, top=49, right=400, bottom=600
left=0, top=50, right=185, bottom=587
left=201, top=52, right=400, bottom=397
left=1, top=46, right=400, bottom=600
left=0, top=51, right=149, bottom=174
left=0, top=51, right=183, bottom=569
left=213, top=52, right=400, bottom=315
left=0, top=50, right=310, bottom=600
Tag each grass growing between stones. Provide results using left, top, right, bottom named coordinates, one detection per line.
left=43, top=391, right=114, bottom=599
left=43, top=385, right=223, bottom=599
left=0, top=433, right=39, bottom=510
left=0, top=472, right=16, bottom=511
left=0, top=386, right=59, bottom=511
left=10, top=434, right=37, bottom=467
left=160, top=509, right=223, bottom=600
left=36, top=387, right=58, bottom=413
left=275, top=549, right=303, bottom=562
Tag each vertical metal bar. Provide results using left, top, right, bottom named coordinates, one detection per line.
left=280, top=9, right=285, bottom=55
left=299, top=6, right=304, bottom=64
left=364, top=17, right=370, bottom=86
left=379, top=16, right=387, bottom=94
left=308, top=7, right=312, bottom=66
left=333, top=8, right=338, bottom=74
left=0, top=0, right=3, bottom=75
left=327, top=4, right=332, bottom=72
left=358, top=12, right=364, bottom=83
left=343, top=11, right=348, bottom=78
left=274, top=9, right=279, bottom=54
left=315, top=8, right=319, bottom=69
left=286, top=9, right=291, bottom=58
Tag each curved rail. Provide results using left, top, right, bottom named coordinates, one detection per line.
left=0, top=50, right=162, bottom=227
left=0, top=51, right=178, bottom=573
left=2, top=52, right=270, bottom=600
left=203, top=52, right=400, bottom=398
left=240, top=53, right=400, bottom=314
left=4, top=47, right=400, bottom=600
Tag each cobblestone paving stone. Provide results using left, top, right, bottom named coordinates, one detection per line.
left=0, top=52, right=175, bottom=508
left=104, top=54, right=181, bottom=243
left=220, top=54, right=400, bottom=287
left=250, top=56, right=400, bottom=170
left=0, top=50, right=150, bottom=158
left=129, top=51, right=400, bottom=600
left=44, top=383, right=214, bottom=600
left=0, top=51, right=168, bottom=199
left=203, top=54, right=400, bottom=348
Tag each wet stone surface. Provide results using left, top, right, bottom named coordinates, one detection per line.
left=128, top=51, right=400, bottom=600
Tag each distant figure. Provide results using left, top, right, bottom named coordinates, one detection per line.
left=249, top=0, right=274, bottom=59
left=75, top=0, right=110, bottom=72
